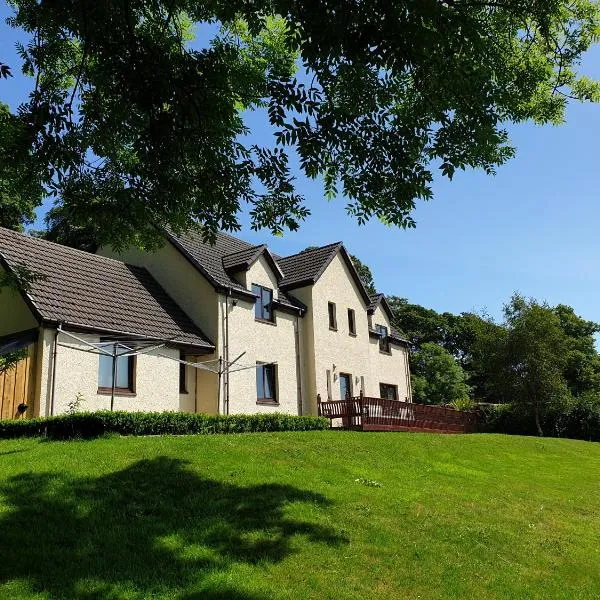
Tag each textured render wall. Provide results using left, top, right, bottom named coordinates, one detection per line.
left=38, top=329, right=182, bottom=415
left=290, top=285, right=315, bottom=415
left=309, top=253, right=372, bottom=413
left=0, top=268, right=38, bottom=336
left=196, top=355, right=219, bottom=414
left=221, top=256, right=300, bottom=415
left=99, top=242, right=219, bottom=343
left=367, top=305, right=412, bottom=401
left=179, top=355, right=196, bottom=413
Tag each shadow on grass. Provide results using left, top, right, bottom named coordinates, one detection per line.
left=0, top=457, right=345, bottom=598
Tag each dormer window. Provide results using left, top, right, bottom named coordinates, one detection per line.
left=252, top=284, right=274, bottom=322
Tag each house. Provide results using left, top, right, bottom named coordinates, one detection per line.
left=0, top=226, right=411, bottom=419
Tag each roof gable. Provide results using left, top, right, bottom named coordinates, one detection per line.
left=165, top=229, right=301, bottom=313
left=278, top=243, right=372, bottom=305
left=368, top=293, right=394, bottom=321
left=222, top=244, right=284, bottom=281
left=0, top=228, right=214, bottom=350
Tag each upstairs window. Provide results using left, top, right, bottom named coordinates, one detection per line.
left=328, top=302, right=337, bottom=330
left=376, top=324, right=390, bottom=353
left=256, top=363, right=277, bottom=404
left=98, top=344, right=135, bottom=394
left=252, top=284, right=274, bottom=322
left=347, top=308, right=356, bottom=335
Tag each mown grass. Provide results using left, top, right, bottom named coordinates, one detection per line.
left=0, top=432, right=599, bottom=599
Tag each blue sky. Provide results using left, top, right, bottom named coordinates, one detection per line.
left=2, top=6, right=600, bottom=322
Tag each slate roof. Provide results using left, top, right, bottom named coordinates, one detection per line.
left=0, top=228, right=214, bottom=351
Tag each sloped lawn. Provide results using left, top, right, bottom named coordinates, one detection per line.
left=0, top=431, right=599, bottom=599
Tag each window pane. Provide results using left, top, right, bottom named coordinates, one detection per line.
left=179, top=354, right=187, bottom=393
left=115, top=355, right=130, bottom=388
left=98, top=354, right=113, bottom=388
left=252, top=284, right=262, bottom=319
left=256, top=365, right=265, bottom=399
left=262, top=287, right=273, bottom=321
left=348, top=309, right=355, bottom=334
left=264, top=365, right=275, bottom=399
left=328, top=302, right=336, bottom=328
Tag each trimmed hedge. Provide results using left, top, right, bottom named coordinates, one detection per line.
left=0, top=411, right=329, bottom=440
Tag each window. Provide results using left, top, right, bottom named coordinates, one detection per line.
left=98, top=345, right=135, bottom=394
left=328, top=302, right=337, bottom=330
left=339, top=373, right=352, bottom=399
left=376, top=324, right=390, bottom=353
left=380, top=383, right=398, bottom=401
left=256, top=363, right=277, bottom=403
left=179, top=352, right=187, bottom=393
left=252, top=284, right=274, bottom=322
left=347, top=308, right=356, bottom=335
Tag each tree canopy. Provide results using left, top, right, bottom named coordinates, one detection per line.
left=411, top=342, right=471, bottom=406
left=1, top=1, right=600, bottom=246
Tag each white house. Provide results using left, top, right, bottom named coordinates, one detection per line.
left=0, top=227, right=411, bottom=419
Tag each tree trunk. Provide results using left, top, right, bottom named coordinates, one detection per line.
left=533, top=399, right=543, bottom=437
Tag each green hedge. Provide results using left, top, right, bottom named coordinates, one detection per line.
left=479, top=396, right=600, bottom=442
left=0, top=411, right=329, bottom=440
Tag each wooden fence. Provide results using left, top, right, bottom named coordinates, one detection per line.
left=317, top=396, right=478, bottom=433
left=0, top=344, right=36, bottom=420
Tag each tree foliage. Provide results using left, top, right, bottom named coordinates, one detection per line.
left=1, top=1, right=600, bottom=245
left=388, top=292, right=600, bottom=429
left=411, top=342, right=471, bottom=406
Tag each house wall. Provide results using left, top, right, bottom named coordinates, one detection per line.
left=99, top=242, right=219, bottom=344
left=37, top=329, right=182, bottom=416
left=289, top=285, right=314, bottom=415
left=308, top=252, right=371, bottom=414
left=367, top=305, right=412, bottom=402
left=0, top=267, right=38, bottom=336
left=196, top=354, right=219, bottom=414
left=220, top=256, right=299, bottom=415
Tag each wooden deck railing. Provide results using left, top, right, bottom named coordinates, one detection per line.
left=317, top=396, right=478, bottom=433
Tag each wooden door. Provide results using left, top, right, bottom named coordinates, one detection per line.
left=0, top=344, right=37, bottom=420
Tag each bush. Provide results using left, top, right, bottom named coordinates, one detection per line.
left=0, top=411, right=329, bottom=440
left=479, top=394, right=600, bottom=442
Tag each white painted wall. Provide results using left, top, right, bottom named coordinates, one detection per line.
left=367, top=305, right=412, bottom=402
left=220, top=256, right=300, bottom=415
left=308, top=252, right=371, bottom=412
left=37, top=329, right=183, bottom=416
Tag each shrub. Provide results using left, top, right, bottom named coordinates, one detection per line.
left=449, top=397, right=476, bottom=412
left=479, top=395, right=600, bottom=442
left=0, top=411, right=329, bottom=440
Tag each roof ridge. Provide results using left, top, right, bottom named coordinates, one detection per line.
left=278, top=241, right=343, bottom=262
left=0, top=227, right=133, bottom=267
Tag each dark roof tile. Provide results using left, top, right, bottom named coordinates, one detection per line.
left=0, top=228, right=213, bottom=350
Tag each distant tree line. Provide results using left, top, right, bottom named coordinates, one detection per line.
left=350, top=256, right=600, bottom=438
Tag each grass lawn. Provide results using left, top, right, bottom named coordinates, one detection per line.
left=0, top=432, right=599, bottom=599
